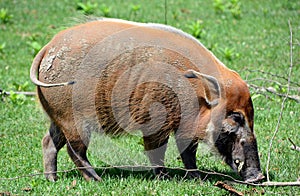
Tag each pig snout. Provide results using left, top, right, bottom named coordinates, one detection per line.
left=239, top=142, right=265, bottom=183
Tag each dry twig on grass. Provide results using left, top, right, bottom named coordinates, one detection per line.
left=0, top=89, right=36, bottom=96
left=247, top=83, right=300, bottom=102
left=243, top=69, right=300, bottom=87
left=261, top=181, right=300, bottom=186
left=0, top=165, right=299, bottom=187
left=266, top=20, right=295, bottom=182
left=214, top=181, right=244, bottom=196
left=288, top=138, right=300, bottom=152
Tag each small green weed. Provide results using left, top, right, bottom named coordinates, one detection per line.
left=26, top=33, right=42, bottom=56
left=100, top=4, right=112, bottom=17
left=213, top=0, right=226, bottom=13
left=218, top=47, right=239, bottom=61
left=204, top=34, right=219, bottom=52
left=0, top=8, right=13, bottom=23
left=11, top=81, right=30, bottom=92
left=7, top=91, right=27, bottom=105
left=129, top=4, right=141, bottom=19
left=0, top=42, right=6, bottom=53
left=77, top=1, right=98, bottom=15
left=188, top=20, right=205, bottom=39
left=228, top=0, right=242, bottom=19
left=172, top=10, right=180, bottom=21
left=1, top=81, right=31, bottom=105
left=27, top=41, right=42, bottom=56
left=213, top=0, right=242, bottom=19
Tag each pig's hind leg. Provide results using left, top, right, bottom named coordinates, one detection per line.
left=66, top=132, right=101, bottom=181
left=42, top=121, right=66, bottom=181
left=143, top=134, right=170, bottom=179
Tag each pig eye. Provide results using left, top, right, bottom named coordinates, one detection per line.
left=240, top=139, right=246, bottom=146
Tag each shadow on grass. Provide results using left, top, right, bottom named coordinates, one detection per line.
left=48, top=165, right=271, bottom=185
left=59, top=166, right=269, bottom=183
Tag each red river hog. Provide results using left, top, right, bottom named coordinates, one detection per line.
left=30, top=18, right=264, bottom=183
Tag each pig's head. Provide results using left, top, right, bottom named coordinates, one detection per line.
left=184, top=69, right=265, bottom=183
left=214, top=111, right=265, bottom=182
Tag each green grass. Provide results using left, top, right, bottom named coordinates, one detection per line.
left=0, top=0, right=299, bottom=195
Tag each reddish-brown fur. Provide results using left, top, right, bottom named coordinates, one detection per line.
left=30, top=19, right=264, bottom=182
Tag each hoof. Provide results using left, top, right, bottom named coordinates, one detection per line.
left=186, top=170, right=202, bottom=179
left=245, top=173, right=265, bottom=183
left=155, top=171, right=171, bottom=180
left=82, top=170, right=102, bottom=182
left=45, top=173, right=58, bottom=182
left=154, top=167, right=171, bottom=180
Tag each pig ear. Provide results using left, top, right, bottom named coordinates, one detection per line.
left=184, top=69, right=221, bottom=106
left=222, top=113, right=244, bottom=133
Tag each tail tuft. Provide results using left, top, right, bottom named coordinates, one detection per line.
left=67, top=81, right=76, bottom=85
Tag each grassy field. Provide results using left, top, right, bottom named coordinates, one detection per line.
left=0, top=0, right=299, bottom=195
